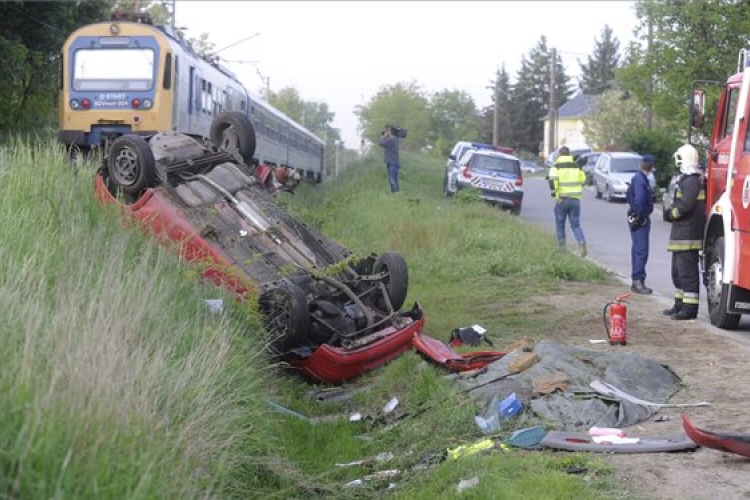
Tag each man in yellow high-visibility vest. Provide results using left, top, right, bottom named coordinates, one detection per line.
left=548, top=146, right=588, bottom=257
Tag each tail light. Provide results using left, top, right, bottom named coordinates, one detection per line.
left=81, top=98, right=91, bottom=109
left=515, top=176, right=523, bottom=186
left=462, top=166, right=472, bottom=179
left=131, top=98, right=141, bottom=108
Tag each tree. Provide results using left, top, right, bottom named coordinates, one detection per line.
left=509, top=36, right=572, bottom=154
left=428, top=89, right=481, bottom=157
left=0, top=1, right=114, bottom=133
left=618, top=0, right=750, bottom=133
left=490, top=65, right=514, bottom=148
left=582, top=88, right=655, bottom=150
left=355, top=81, right=431, bottom=152
left=579, top=25, right=620, bottom=95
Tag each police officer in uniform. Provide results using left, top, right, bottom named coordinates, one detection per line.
left=626, top=154, right=655, bottom=294
left=663, top=144, right=706, bottom=320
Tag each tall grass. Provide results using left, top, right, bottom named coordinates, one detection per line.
left=0, top=140, right=277, bottom=498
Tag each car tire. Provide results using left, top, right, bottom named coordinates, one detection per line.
left=259, top=281, right=310, bottom=350
left=595, top=184, right=602, bottom=199
left=510, top=205, right=521, bottom=216
left=374, top=251, right=408, bottom=311
left=106, top=135, right=157, bottom=196
left=210, top=111, right=257, bottom=165
left=706, top=236, right=741, bottom=329
left=443, top=173, right=454, bottom=197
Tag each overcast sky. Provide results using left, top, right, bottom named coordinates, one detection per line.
left=175, top=1, right=640, bottom=148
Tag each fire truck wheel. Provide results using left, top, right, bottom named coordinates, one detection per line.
left=374, top=251, right=408, bottom=311
left=106, top=135, right=157, bottom=196
left=706, top=236, right=741, bottom=329
left=210, top=111, right=257, bottom=165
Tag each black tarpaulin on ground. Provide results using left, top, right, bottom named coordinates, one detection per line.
left=455, top=340, right=681, bottom=430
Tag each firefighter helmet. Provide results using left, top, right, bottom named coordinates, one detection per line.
left=674, top=144, right=699, bottom=169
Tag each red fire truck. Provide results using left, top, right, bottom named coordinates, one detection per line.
left=691, top=49, right=750, bottom=329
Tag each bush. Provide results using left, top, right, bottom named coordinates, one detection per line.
left=625, top=128, right=681, bottom=189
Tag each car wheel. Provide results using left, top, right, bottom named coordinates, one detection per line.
left=595, top=183, right=602, bottom=199
left=510, top=205, right=521, bottom=216
left=106, top=135, right=157, bottom=196
left=374, top=251, right=408, bottom=311
left=706, top=236, right=741, bottom=329
left=443, top=173, right=454, bottom=197
left=259, top=281, right=310, bottom=350
left=210, top=111, right=257, bottom=165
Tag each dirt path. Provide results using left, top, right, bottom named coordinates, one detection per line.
left=542, top=282, right=750, bottom=500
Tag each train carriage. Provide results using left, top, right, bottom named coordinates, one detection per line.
left=59, top=12, right=324, bottom=182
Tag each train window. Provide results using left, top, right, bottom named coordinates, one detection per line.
left=163, top=52, right=172, bottom=89
left=73, top=48, right=154, bottom=91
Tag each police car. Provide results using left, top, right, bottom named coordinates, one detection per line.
left=444, top=148, right=524, bottom=215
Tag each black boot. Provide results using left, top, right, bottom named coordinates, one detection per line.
left=663, top=299, right=682, bottom=316
left=631, top=280, right=653, bottom=295
left=672, top=304, right=698, bottom=320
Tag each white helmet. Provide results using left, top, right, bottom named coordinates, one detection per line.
left=674, top=144, right=699, bottom=169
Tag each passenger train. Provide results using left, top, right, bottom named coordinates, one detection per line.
left=58, top=11, right=325, bottom=182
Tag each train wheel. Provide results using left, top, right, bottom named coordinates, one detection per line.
left=210, top=111, right=257, bottom=165
left=374, top=251, right=408, bottom=311
left=106, top=135, right=157, bottom=196
left=259, top=282, right=310, bottom=350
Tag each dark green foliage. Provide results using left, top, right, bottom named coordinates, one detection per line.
left=625, top=128, right=681, bottom=189
left=579, top=25, right=621, bottom=95
left=619, top=0, right=750, bottom=132
left=0, top=1, right=113, bottom=134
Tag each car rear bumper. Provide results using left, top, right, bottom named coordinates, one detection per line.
left=457, top=182, right=523, bottom=206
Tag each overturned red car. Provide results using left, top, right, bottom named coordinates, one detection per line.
left=95, top=111, right=424, bottom=383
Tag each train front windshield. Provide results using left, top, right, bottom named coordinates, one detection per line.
left=73, top=48, right=154, bottom=91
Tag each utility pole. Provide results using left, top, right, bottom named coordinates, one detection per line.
left=493, top=68, right=501, bottom=147
left=645, top=14, right=654, bottom=130
left=548, top=47, right=558, bottom=156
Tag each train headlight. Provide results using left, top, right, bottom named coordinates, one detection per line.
left=81, top=98, right=91, bottom=109
left=70, top=99, right=80, bottom=109
left=109, top=24, right=120, bottom=35
left=142, top=99, right=152, bottom=109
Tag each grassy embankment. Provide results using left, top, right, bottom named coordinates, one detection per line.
left=0, top=139, right=629, bottom=499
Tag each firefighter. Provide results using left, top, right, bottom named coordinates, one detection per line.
left=663, top=144, right=706, bottom=320
left=548, top=146, right=588, bottom=257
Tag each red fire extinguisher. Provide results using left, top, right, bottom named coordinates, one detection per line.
left=603, top=293, right=631, bottom=345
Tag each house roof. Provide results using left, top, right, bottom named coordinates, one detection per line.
left=557, top=93, right=599, bottom=118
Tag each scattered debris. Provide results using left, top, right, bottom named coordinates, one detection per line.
left=306, top=384, right=375, bottom=403
left=682, top=413, right=750, bottom=458
left=266, top=400, right=311, bottom=422
left=456, top=476, right=480, bottom=493
left=505, top=426, right=547, bottom=448
left=450, top=324, right=493, bottom=347
left=532, top=371, right=570, bottom=395
left=383, top=397, right=399, bottom=414
left=203, top=298, right=224, bottom=313
left=540, top=430, right=697, bottom=453
left=590, top=380, right=711, bottom=408
left=335, top=452, right=394, bottom=468
left=447, top=438, right=495, bottom=460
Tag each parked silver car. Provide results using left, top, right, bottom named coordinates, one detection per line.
left=592, top=152, right=643, bottom=202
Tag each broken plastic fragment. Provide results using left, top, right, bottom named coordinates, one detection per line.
left=383, top=397, right=399, bottom=414
left=457, top=476, right=480, bottom=493
left=349, top=412, right=362, bottom=422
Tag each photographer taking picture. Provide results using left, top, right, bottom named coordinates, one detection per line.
left=378, top=125, right=402, bottom=193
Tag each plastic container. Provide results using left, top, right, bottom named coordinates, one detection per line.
left=498, top=392, right=523, bottom=420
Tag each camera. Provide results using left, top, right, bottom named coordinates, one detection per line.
left=384, top=125, right=408, bottom=139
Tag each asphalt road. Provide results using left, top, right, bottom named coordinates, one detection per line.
left=520, top=176, right=750, bottom=336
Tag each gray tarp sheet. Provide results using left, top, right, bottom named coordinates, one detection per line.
left=455, top=341, right=681, bottom=430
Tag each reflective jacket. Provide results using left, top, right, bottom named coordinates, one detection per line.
left=667, top=173, right=706, bottom=252
left=548, top=155, right=586, bottom=200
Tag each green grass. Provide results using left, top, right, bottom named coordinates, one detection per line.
left=0, top=139, right=624, bottom=499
